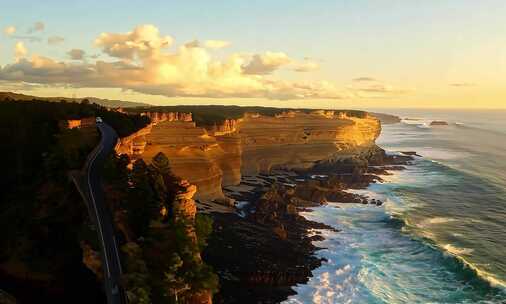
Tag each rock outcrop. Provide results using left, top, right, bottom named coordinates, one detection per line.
left=115, top=110, right=381, bottom=202
left=239, top=111, right=380, bottom=175
left=115, top=112, right=193, bottom=156
left=430, top=120, right=449, bottom=126
left=80, top=241, right=103, bottom=280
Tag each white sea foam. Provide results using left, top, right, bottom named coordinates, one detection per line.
left=441, top=244, right=506, bottom=290
left=286, top=118, right=506, bottom=303
left=417, top=217, right=457, bottom=228
left=335, top=264, right=351, bottom=276
left=443, top=243, right=474, bottom=256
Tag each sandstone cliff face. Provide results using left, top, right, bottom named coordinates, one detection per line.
left=136, top=120, right=236, bottom=202
left=115, top=111, right=380, bottom=202
left=115, top=112, right=193, bottom=156
left=238, top=111, right=380, bottom=175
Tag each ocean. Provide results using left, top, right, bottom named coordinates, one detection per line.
left=284, top=109, right=506, bottom=304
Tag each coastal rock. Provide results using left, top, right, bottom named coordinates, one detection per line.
left=80, top=241, right=102, bottom=280
left=239, top=111, right=380, bottom=175
left=430, top=120, right=449, bottom=126
left=116, top=111, right=382, bottom=202
left=370, top=112, right=402, bottom=124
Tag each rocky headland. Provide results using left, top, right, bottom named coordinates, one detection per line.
left=202, top=147, right=413, bottom=303
left=114, top=107, right=413, bottom=303
left=116, top=110, right=381, bottom=203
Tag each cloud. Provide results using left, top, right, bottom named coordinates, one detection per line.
left=95, top=24, right=173, bottom=60
left=5, top=23, right=44, bottom=42
left=185, top=40, right=231, bottom=49
left=14, top=42, right=27, bottom=61
left=205, top=40, right=230, bottom=49
left=352, top=77, right=377, bottom=82
left=242, top=52, right=292, bottom=75
left=67, top=49, right=86, bottom=60
left=292, top=59, right=319, bottom=72
left=348, top=77, right=410, bottom=98
left=0, top=24, right=349, bottom=100
left=449, top=82, right=476, bottom=87
left=48, top=36, right=65, bottom=45
left=184, top=40, right=201, bottom=48
left=9, top=35, right=42, bottom=43
left=4, top=26, right=16, bottom=36
left=0, top=80, right=43, bottom=91
left=27, top=21, right=45, bottom=34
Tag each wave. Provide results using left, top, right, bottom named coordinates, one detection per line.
left=355, top=171, right=506, bottom=292
left=452, top=121, right=506, bottom=137
left=394, top=208, right=506, bottom=290
left=443, top=243, right=474, bottom=256
left=416, top=217, right=457, bottom=228
left=440, top=242, right=506, bottom=290
left=397, top=212, right=506, bottom=291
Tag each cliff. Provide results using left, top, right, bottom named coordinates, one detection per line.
left=239, top=110, right=380, bottom=175
left=115, top=110, right=381, bottom=202
left=115, top=111, right=193, bottom=155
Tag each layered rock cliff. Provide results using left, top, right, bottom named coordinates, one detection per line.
left=239, top=110, right=380, bottom=175
left=115, top=110, right=381, bottom=202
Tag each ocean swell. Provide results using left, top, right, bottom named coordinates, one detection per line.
left=285, top=163, right=506, bottom=304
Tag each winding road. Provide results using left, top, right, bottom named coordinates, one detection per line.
left=80, top=122, right=127, bottom=304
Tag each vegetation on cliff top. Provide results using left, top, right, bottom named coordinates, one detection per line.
left=103, top=152, right=218, bottom=303
left=127, top=105, right=368, bottom=126
left=0, top=99, right=149, bottom=302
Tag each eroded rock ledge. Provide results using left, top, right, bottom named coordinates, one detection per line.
left=116, top=110, right=381, bottom=202
left=203, top=148, right=414, bottom=304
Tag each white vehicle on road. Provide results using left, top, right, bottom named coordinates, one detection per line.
left=96, top=117, right=103, bottom=123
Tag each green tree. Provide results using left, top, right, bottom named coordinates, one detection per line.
left=127, top=159, right=157, bottom=237
left=148, top=152, right=181, bottom=222
left=121, top=243, right=152, bottom=304
left=195, top=214, right=214, bottom=250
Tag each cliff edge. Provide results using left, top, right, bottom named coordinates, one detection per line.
left=115, top=110, right=381, bottom=202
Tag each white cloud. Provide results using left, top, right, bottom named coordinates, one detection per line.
left=204, top=40, right=230, bottom=49
left=449, top=82, right=476, bottom=87
left=0, top=24, right=353, bottom=100
left=14, top=42, right=27, bottom=61
left=4, top=26, right=16, bottom=36
left=48, top=36, right=65, bottom=45
left=67, top=49, right=86, bottom=60
left=352, top=77, right=377, bottom=82
left=292, top=59, right=319, bottom=72
left=95, top=24, right=173, bottom=60
left=184, top=40, right=201, bottom=48
left=242, top=52, right=292, bottom=75
left=348, top=77, right=410, bottom=98
left=27, top=21, right=45, bottom=34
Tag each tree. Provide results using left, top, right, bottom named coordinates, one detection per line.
left=195, top=214, right=213, bottom=250
left=150, top=152, right=172, bottom=176
left=126, top=159, right=157, bottom=237
left=148, top=152, right=181, bottom=222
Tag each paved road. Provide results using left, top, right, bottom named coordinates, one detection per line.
left=85, top=122, right=127, bottom=304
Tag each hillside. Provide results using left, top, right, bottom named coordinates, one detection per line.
left=0, top=91, right=153, bottom=108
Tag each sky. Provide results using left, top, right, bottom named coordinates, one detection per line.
left=1, top=0, right=506, bottom=109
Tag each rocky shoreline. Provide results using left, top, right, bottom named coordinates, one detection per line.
left=202, top=147, right=415, bottom=303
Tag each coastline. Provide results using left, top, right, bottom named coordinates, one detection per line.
left=202, top=147, right=414, bottom=303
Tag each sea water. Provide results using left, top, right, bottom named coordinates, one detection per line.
left=285, top=109, right=506, bottom=304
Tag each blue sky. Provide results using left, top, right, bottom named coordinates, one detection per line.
left=1, top=1, right=506, bottom=108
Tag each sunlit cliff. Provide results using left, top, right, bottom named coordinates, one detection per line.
left=115, top=110, right=381, bottom=202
